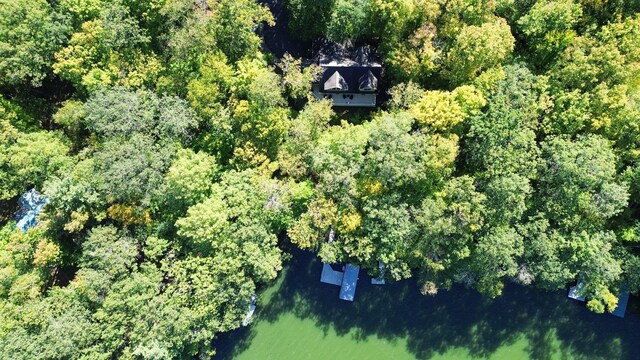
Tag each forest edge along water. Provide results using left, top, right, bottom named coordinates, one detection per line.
left=215, top=251, right=640, bottom=360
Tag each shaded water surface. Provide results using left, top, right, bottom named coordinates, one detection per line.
left=216, top=251, right=640, bottom=359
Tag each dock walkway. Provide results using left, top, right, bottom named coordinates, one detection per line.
left=339, top=264, right=360, bottom=301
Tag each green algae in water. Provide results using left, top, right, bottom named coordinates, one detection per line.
left=216, top=252, right=637, bottom=360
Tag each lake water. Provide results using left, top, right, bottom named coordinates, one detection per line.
left=215, top=251, right=640, bottom=359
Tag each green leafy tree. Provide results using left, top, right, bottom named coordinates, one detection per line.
left=414, top=176, right=486, bottom=290
left=189, top=55, right=289, bottom=167
left=0, top=287, right=101, bottom=359
left=53, top=2, right=161, bottom=92
left=537, top=135, right=629, bottom=229
left=93, top=134, right=174, bottom=209
left=0, top=0, right=70, bottom=87
left=279, top=100, right=335, bottom=178
left=0, top=224, right=61, bottom=312
left=79, top=226, right=138, bottom=279
left=517, top=0, right=583, bottom=67
left=309, top=122, right=370, bottom=201
left=83, top=87, right=198, bottom=142
left=445, top=18, right=515, bottom=84
left=471, top=226, right=524, bottom=297
left=1, top=131, right=70, bottom=200
left=325, top=0, right=371, bottom=43
left=278, top=54, right=322, bottom=100
left=518, top=216, right=573, bottom=289
left=484, top=174, right=531, bottom=227
left=363, top=112, right=458, bottom=194
left=465, top=65, right=542, bottom=179
left=373, top=1, right=442, bottom=83
left=161, top=0, right=273, bottom=93
left=156, top=148, right=220, bottom=216
left=344, top=199, right=416, bottom=280
left=285, top=0, right=334, bottom=40
left=173, top=172, right=287, bottom=332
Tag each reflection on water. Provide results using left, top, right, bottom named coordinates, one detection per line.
left=216, top=250, right=639, bottom=360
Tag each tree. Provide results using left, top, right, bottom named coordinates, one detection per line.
left=175, top=170, right=285, bottom=281
left=438, top=0, right=498, bottom=39
left=483, top=174, right=531, bottom=227
left=188, top=55, right=289, bottom=167
left=93, top=134, right=174, bottom=209
left=208, top=0, right=274, bottom=63
left=43, top=156, right=107, bottom=235
left=161, top=0, right=274, bottom=93
left=465, top=64, right=542, bottom=179
left=573, top=231, right=622, bottom=307
left=537, top=135, right=629, bottom=230
left=79, top=226, right=138, bottom=280
left=309, top=121, right=370, bottom=201
left=285, top=0, right=334, bottom=40
left=156, top=148, right=220, bottom=215
left=414, top=176, right=486, bottom=290
left=363, top=111, right=458, bottom=194
left=0, top=0, right=70, bottom=87
left=518, top=216, right=574, bottom=289
left=522, top=226, right=623, bottom=314
left=91, top=267, right=193, bottom=358
left=279, top=100, right=335, bottom=178
left=186, top=52, right=234, bottom=120
left=368, top=0, right=441, bottom=41
left=409, top=90, right=467, bottom=132
left=471, top=226, right=524, bottom=297
left=387, top=82, right=427, bottom=111
left=0, top=118, right=20, bottom=200
left=325, top=0, right=371, bottom=43
left=3, top=131, right=70, bottom=200
left=545, top=16, right=640, bottom=161
left=517, top=0, right=583, bottom=67
left=52, top=100, right=87, bottom=149
left=0, top=287, right=101, bottom=359
left=345, top=199, right=416, bottom=280
left=278, top=54, right=322, bottom=100
left=57, top=0, right=103, bottom=27
left=372, top=0, right=442, bottom=83
left=445, top=18, right=515, bottom=85
left=53, top=2, right=161, bottom=92
left=83, top=87, right=198, bottom=142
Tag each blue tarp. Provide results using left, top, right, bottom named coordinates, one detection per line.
left=15, top=189, right=48, bottom=233
left=339, top=264, right=360, bottom=301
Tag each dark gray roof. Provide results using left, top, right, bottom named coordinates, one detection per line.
left=315, top=43, right=381, bottom=67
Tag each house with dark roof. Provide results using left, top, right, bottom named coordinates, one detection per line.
left=311, top=44, right=382, bottom=107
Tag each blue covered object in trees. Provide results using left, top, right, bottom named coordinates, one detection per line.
left=15, top=189, right=48, bottom=233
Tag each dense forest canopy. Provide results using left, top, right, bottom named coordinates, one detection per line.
left=0, top=0, right=639, bottom=358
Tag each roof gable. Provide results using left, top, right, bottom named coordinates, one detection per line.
left=358, top=70, right=378, bottom=92
left=320, top=66, right=381, bottom=94
left=324, top=71, right=349, bottom=91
